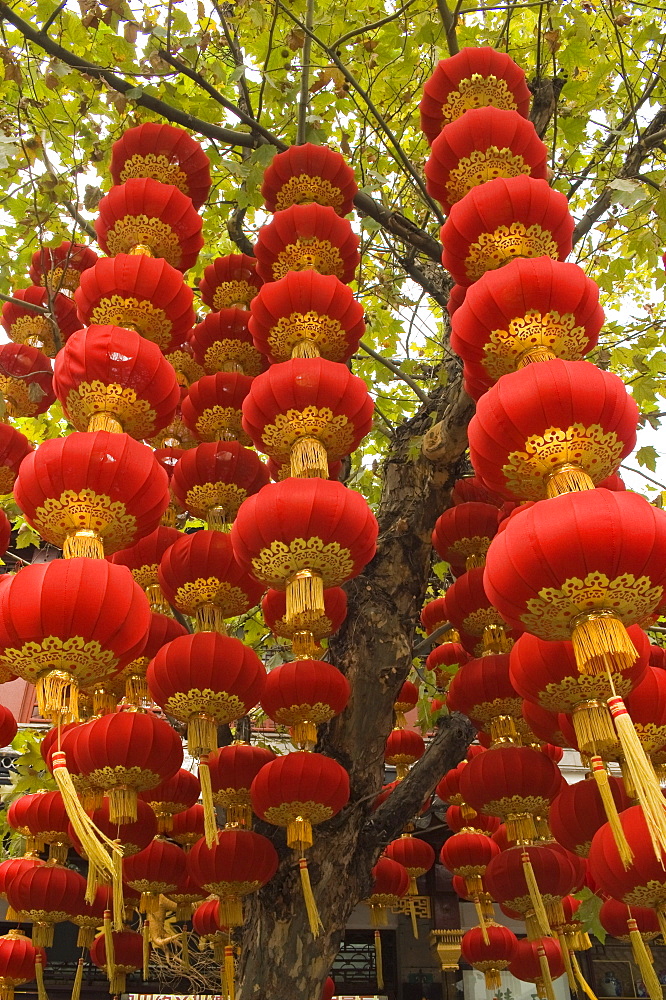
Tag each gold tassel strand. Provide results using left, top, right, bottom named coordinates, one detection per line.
left=556, top=933, right=576, bottom=995
left=627, top=919, right=662, bottom=1000
left=180, top=927, right=190, bottom=972
left=472, top=896, right=491, bottom=946
left=112, top=844, right=125, bottom=932
left=571, top=951, right=599, bottom=1000
left=545, top=464, right=595, bottom=497
left=71, top=957, right=84, bottom=1000
left=35, top=952, right=48, bottom=1000
left=103, top=911, right=115, bottom=979
left=537, top=944, right=556, bottom=1000
left=298, top=857, right=323, bottom=937
left=521, top=851, right=551, bottom=938
left=142, top=919, right=150, bottom=981
left=87, top=412, right=124, bottom=434
left=290, top=436, right=329, bottom=479
left=374, top=929, right=384, bottom=991
left=195, top=604, right=227, bottom=634
left=589, top=755, right=634, bottom=866
left=224, top=945, right=236, bottom=1000
left=409, top=897, right=419, bottom=940
left=199, top=756, right=219, bottom=848
left=36, top=671, right=79, bottom=726
left=656, top=905, right=666, bottom=941
left=572, top=611, right=638, bottom=675
left=286, top=570, right=324, bottom=626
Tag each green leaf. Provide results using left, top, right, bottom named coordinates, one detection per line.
left=636, top=445, right=659, bottom=472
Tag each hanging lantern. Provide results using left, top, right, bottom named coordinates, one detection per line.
left=432, top=502, right=500, bottom=573
left=262, top=144, right=357, bottom=216
left=199, top=254, right=262, bottom=311
left=76, top=254, right=195, bottom=352
left=425, top=107, right=548, bottom=213
left=110, top=123, right=212, bottom=209
left=262, top=586, right=347, bottom=659
left=447, top=653, right=527, bottom=745
left=446, top=805, right=500, bottom=836
left=54, top=325, right=180, bottom=437
left=444, top=567, right=515, bottom=654
left=171, top=441, right=270, bottom=530
left=384, top=729, right=425, bottom=779
left=149, top=410, right=198, bottom=451
left=521, top=701, right=570, bottom=750
left=166, top=873, right=207, bottom=921
left=623, top=665, right=666, bottom=759
left=254, top=205, right=360, bottom=284
left=450, top=257, right=603, bottom=381
left=114, top=614, right=187, bottom=708
left=394, top=681, right=419, bottom=728
left=139, top=768, right=200, bottom=833
left=0, top=423, right=31, bottom=495
left=208, top=745, right=276, bottom=829
left=1, top=286, right=79, bottom=357
left=249, top=271, right=365, bottom=364
left=509, top=936, right=564, bottom=1000
left=242, top=358, right=373, bottom=478
left=385, top=835, right=435, bottom=894
left=110, top=526, right=182, bottom=613
left=440, top=176, right=573, bottom=287
left=165, top=340, right=205, bottom=389
left=7, top=794, right=49, bottom=854
left=426, top=641, right=469, bottom=692
left=14, top=431, right=170, bottom=558
left=420, top=596, right=453, bottom=635
left=181, top=372, right=253, bottom=444
left=321, top=976, right=336, bottom=1000
left=364, top=857, right=409, bottom=990
left=231, top=478, right=378, bottom=626
left=89, top=928, right=143, bottom=995
left=6, top=862, right=86, bottom=947
left=439, top=830, right=500, bottom=921
left=0, top=929, right=44, bottom=1000
left=598, top=898, right=663, bottom=1000
left=21, top=791, right=73, bottom=864
left=158, top=530, right=265, bottom=632
left=0, top=704, right=17, bottom=749
left=419, top=47, right=531, bottom=144
left=29, top=240, right=98, bottom=293
left=0, top=560, right=150, bottom=723
left=190, top=310, right=267, bottom=377
left=260, top=660, right=350, bottom=749
left=187, top=829, right=279, bottom=928
left=452, top=874, right=495, bottom=919
left=461, top=923, right=517, bottom=991
left=95, top=179, right=204, bottom=271
left=484, top=844, right=579, bottom=937
left=0, top=856, right=44, bottom=909
left=171, top=805, right=205, bottom=849
left=467, top=359, right=638, bottom=500
left=74, top=797, right=158, bottom=857
left=192, top=898, right=227, bottom=962
left=0, top=513, right=10, bottom=560
left=452, top=475, right=505, bottom=508
left=123, top=837, right=188, bottom=912
left=0, top=343, right=54, bottom=418
left=70, top=884, right=114, bottom=950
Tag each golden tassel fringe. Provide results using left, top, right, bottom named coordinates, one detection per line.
left=521, top=852, right=551, bottom=938
left=188, top=715, right=218, bottom=758
left=628, top=921, right=662, bottom=1000
left=109, top=971, right=126, bottom=996
left=291, top=720, right=318, bottom=750
left=35, top=952, right=48, bottom=1000
left=286, top=571, right=324, bottom=626
left=465, top=552, right=486, bottom=571
left=195, top=603, right=227, bottom=634
left=572, top=612, right=638, bottom=676
left=482, top=624, right=512, bottom=655
left=409, top=897, right=419, bottom=940
left=298, top=857, right=323, bottom=937
left=620, top=758, right=637, bottom=800
left=145, top=583, right=171, bottom=616
left=36, top=671, right=78, bottom=726
left=125, top=673, right=150, bottom=709
left=63, top=530, right=105, bottom=560
left=199, top=758, right=219, bottom=848
left=207, top=506, right=230, bottom=532
left=292, top=631, right=319, bottom=659
left=537, top=946, right=556, bottom=1000
left=473, top=897, right=490, bottom=946
left=32, top=924, right=54, bottom=949
left=506, top=813, right=537, bottom=846
left=161, top=505, right=178, bottom=528
left=572, top=701, right=618, bottom=755
left=290, top=436, right=329, bottom=479
left=291, top=340, right=320, bottom=359
left=517, top=346, right=557, bottom=367
left=142, top=920, right=150, bottom=980
left=571, top=951, right=599, bottom=1000
left=589, top=756, right=634, bottom=866
left=374, top=929, right=384, bottom=991
left=484, top=970, right=502, bottom=991
left=369, top=904, right=388, bottom=928
left=657, top=905, right=666, bottom=941
left=180, top=927, right=190, bottom=972
left=546, top=464, right=595, bottom=498
left=557, top=934, right=576, bottom=994
left=488, top=715, right=519, bottom=745
left=224, top=945, right=236, bottom=1000
left=48, top=843, right=69, bottom=866
left=545, top=900, right=565, bottom=929
left=219, top=897, right=243, bottom=928
left=71, top=957, right=84, bottom=1000
left=112, top=845, right=124, bottom=932
left=76, top=927, right=95, bottom=950
left=87, top=412, right=124, bottom=433
left=92, top=687, right=117, bottom=718
left=103, top=911, right=115, bottom=978
left=108, top=786, right=138, bottom=825
left=287, top=816, right=313, bottom=852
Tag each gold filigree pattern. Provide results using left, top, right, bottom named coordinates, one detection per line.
left=165, top=350, right=205, bottom=388
left=212, top=282, right=256, bottom=311
left=262, top=800, right=334, bottom=826
left=104, top=215, right=182, bottom=265
left=184, top=482, right=247, bottom=521
left=195, top=405, right=251, bottom=444
left=119, top=153, right=189, bottom=193
left=274, top=702, right=335, bottom=726
left=482, top=311, right=588, bottom=380
left=391, top=896, right=431, bottom=918
left=87, top=764, right=161, bottom=791
left=502, top=891, right=562, bottom=914
left=164, top=689, right=247, bottom=724
left=33, top=488, right=136, bottom=553
left=464, top=223, right=558, bottom=283
left=205, top=879, right=261, bottom=897
left=0, top=467, right=16, bottom=494
left=461, top=606, right=506, bottom=635
left=267, top=311, right=348, bottom=363
left=272, top=240, right=344, bottom=280
left=131, top=562, right=160, bottom=590
left=251, top=537, right=353, bottom=588
left=448, top=535, right=492, bottom=564
left=65, top=382, right=156, bottom=437
left=203, top=340, right=264, bottom=377
left=274, top=175, right=345, bottom=213
left=483, top=794, right=551, bottom=820
left=4, top=637, right=117, bottom=687
left=43, top=265, right=80, bottom=293
left=471, top=696, right=522, bottom=725
left=174, top=578, right=249, bottom=617
left=260, top=407, right=353, bottom=462
left=621, top=884, right=663, bottom=908
left=503, top=423, right=623, bottom=499
left=90, top=296, right=173, bottom=350
left=446, top=148, right=530, bottom=204
left=522, top=572, right=663, bottom=640
left=0, top=375, right=37, bottom=418
left=7, top=313, right=56, bottom=355
left=272, top=610, right=334, bottom=641
left=632, top=723, right=666, bottom=755
left=441, top=74, right=518, bottom=125
left=150, top=414, right=198, bottom=450
left=538, top=674, right=633, bottom=713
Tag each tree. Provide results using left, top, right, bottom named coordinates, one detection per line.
left=0, top=0, right=664, bottom=998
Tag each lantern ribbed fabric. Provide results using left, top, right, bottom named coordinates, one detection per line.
left=394, top=681, right=418, bottom=727
left=187, top=829, right=279, bottom=927
left=171, top=441, right=269, bottom=528
left=0, top=559, right=149, bottom=723
left=249, top=271, right=365, bottom=364
left=139, top=768, right=200, bottom=832
left=0, top=705, right=16, bottom=749
left=461, top=924, right=518, bottom=990
left=0, top=929, right=43, bottom=1000
left=446, top=653, right=525, bottom=745
left=181, top=372, right=253, bottom=444
left=484, top=844, right=577, bottom=923
left=14, top=431, right=170, bottom=558
left=549, top=776, right=630, bottom=858
left=123, top=838, right=187, bottom=911
left=420, top=597, right=451, bottom=634
left=262, top=586, right=347, bottom=658
left=190, top=310, right=267, bottom=377
left=110, top=526, right=182, bottom=612
left=199, top=254, right=263, bottom=311
left=114, top=612, right=187, bottom=709
left=75, top=253, right=194, bottom=352
left=166, top=341, right=205, bottom=388
left=0, top=423, right=31, bottom=495
left=0, top=343, right=54, bottom=418
left=446, top=805, right=500, bottom=836
left=425, top=107, right=548, bottom=213
left=21, top=791, right=72, bottom=864
left=624, top=664, right=666, bottom=756
left=452, top=475, right=505, bottom=508
left=171, top=804, right=205, bottom=848
left=450, top=257, right=603, bottom=381
left=432, top=501, right=499, bottom=572
left=420, top=47, right=531, bottom=144
left=95, top=178, right=204, bottom=271
left=468, top=360, right=638, bottom=500
left=242, top=358, right=373, bottom=477
left=440, top=176, right=574, bottom=286
left=90, top=928, right=143, bottom=995
left=385, top=729, right=425, bottom=778
left=597, top=896, right=665, bottom=999
left=385, top=836, right=435, bottom=895
left=54, top=325, right=180, bottom=437
left=1, top=286, right=80, bottom=357
left=82, top=797, right=157, bottom=856
left=254, top=205, right=360, bottom=284
left=260, top=660, right=350, bottom=749
left=509, top=937, right=564, bottom=999
left=6, top=863, right=86, bottom=947
left=30, top=240, right=98, bottom=292
left=444, top=566, right=513, bottom=654
left=208, top=744, right=276, bottom=827
left=110, top=123, right=212, bottom=210
left=261, top=144, right=358, bottom=216
left=366, top=856, right=409, bottom=923
left=426, top=642, right=469, bottom=690
left=158, top=530, right=264, bottom=631
left=440, top=831, right=499, bottom=897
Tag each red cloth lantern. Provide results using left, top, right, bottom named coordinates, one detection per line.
left=165, top=340, right=205, bottom=389
left=446, top=805, right=500, bottom=836
left=260, top=659, right=350, bottom=749
left=624, top=665, right=666, bottom=757
left=321, top=976, right=336, bottom=1000
left=6, top=863, right=86, bottom=947
left=444, top=566, right=514, bottom=654
left=440, top=176, right=573, bottom=287
left=1, top=286, right=79, bottom=357
left=0, top=857, right=43, bottom=903
left=110, top=526, right=183, bottom=612
left=54, top=324, right=180, bottom=437
left=242, top=358, right=373, bottom=478
left=14, top=431, right=170, bottom=558
left=21, top=790, right=72, bottom=864
left=123, top=837, right=188, bottom=910
left=509, top=937, right=564, bottom=997
left=113, top=613, right=188, bottom=708
left=262, top=586, right=347, bottom=658
left=432, top=502, right=500, bottom=572
left=385, top=836, right=435, bottom=893
left=81, top=797, right=158, bottom=856
left=90, top=928, right=142, bottom=995
left=171, top=441, right=269, bottom=529
left=394, top=680, right=418, bottom=728
left=650, top=645, right=666, bottom=669
left=440, top=830, right=499, bottom=899
left=95, top=178, right=204, bottom=271
left=110, top=123, right=212, bottom=209
left=485, top=843, right=578, bottom=929
left=0, top=343, right=54, bottom=418
left=208, top=744, right=276, bottom=828
left=425, top=107, right=548, bottom=213
left=29, top=241, right=98, bottom=293
left=452, top=475, right=505, bottom=507
left=171, top=804, right=205, bottom=848
left=181, top=372, right=253, bottom=444
left=187, top=829, right=279, bottom=926
left=521, top=701, right=570, bottom=749
left=461, top=924, right=517, bottom=990
left=420, top=47, right=531, bottom=144
left=549, top=775, right=631, bottom=858
left=426, top=641, right=469, bottom=691
left=420, top=597, right=451, bottom=635
left=262, top=144, right=357, bottom=216
left=249, top=271, right=365, bottom=364
left=254, top=205, right=360, bottom=284
left=158, top=530, right=265, bottom=632
left=190, top=310, right=267, bottom=377
left=365, top=857, right=409, bottom=923
left=450, top=257, right=603, bottom=380
left=75, top=254, right=195, bottom=352
left=0, top=424, right=31, bottom=495
left=447, top=652, right=527, bottom=744
left=139, top=768, right=200, bottom=833
left=167, top=873, right=207, bottom=920
left=0, top=705, right=16, bottom=750
left=199, top=254, right=262, bottom=311
left=0, top=929, right=44, bottom=1000
left=599, top=897, right=660, bottom=940
left=384, top=729, right=425, bottom=778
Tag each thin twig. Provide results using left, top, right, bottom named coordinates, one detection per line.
left=332, top=0, right=421, bottom=50
left=359, top=340, right=430, bottom=404
left=435, top=0, right=459, bottom=54
left=0, top=291, right=47, bottom=313
left=297, top=0, right=314, bottom=144
left=620, top=464, right=666, bottom=491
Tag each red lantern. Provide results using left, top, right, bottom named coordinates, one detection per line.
left=485, top=843, right=578, bottom=930
left=114, top=613, right=188, bottom=708
left=384, top=729, right=425, bottom=779
left=260, top=659, right=350, bottom=748
left=21, top=790, right=72, bottom=864
left=254, top=205, right=360, bottom=284
left=624, top=665, right=666, bottom=757
left=394, top=680, right=419, bottom=728
left=0, top=857, right=44, bottom=904
left=110, top=123, right=212, bottom=210
left=208, top=744, right=276, bottom=828
left=249, top=271, right=365, bottom=364
left=509, top=937, right=564, bottom=998
left=29, top=241, right=98, bottom=293
left=171, top=805, right=205, bottom=848
left=425, top=107, right=548, bottom=213
left=171, top=441, right=270, bottom=529
left=167, top=873, right=207, bottom=920
left=95, top=179, right=204, bottom=271
left=440, top=176, right=573, bottom=287
left=262, top=586, right=347, bottom=659
left=81, top=797, right=158, bottom=856
left=75, top=254, right=195, bottom=352
left=14, top=431, right=170, bottom=558
left=447, top=653, right=526, bottom=745
left=139, top=768, right=200, bottom=832
left=90, top=928, right=143, bottom=995
left=321, top=976, right=336, bottom=1000
left=165, top=340, right=205, bottom=389
left=432, top=502, right=500, bottom=572
left=461, top=924, right=517, bottom=990
left=1, top=286, right=79, bottom=357
left=0, top=424, right=31, bottom=495
left=444, top=567, right=514, bottom=655
left=0, top=705, right=17, bottom=750
left=187, top=829, right=279, bottom=927
left=426, top=642, right=469, bottom=691
left=242, top=358, right=373, bottom=478
left=0, top=929, right=44, bottom=1000
left=446, top=805, right=500, bottom=836
left=123, top=837, right=188, bottom=910
left=451, top=475, right=505, bottom=508
left=262, top=144, right=357, bottom=216
left=6, top=862, right=86, bottom=947
left=190, top=310, right=267, bottom=377
left=181, top=372, right=253, bottom=444
left=440, top=830, right=499, bottom=899
left=54, top=325, right=180, bottom=437
left=420, top=47, right=531, bottom=144
left=110, top=526, right=182, bottom=612
left=0, top=343, right=54, bottom=418
left=599, top=897, right=660, bottom=940
left=158, top=530, right=265, bottom=632
left=521, top=701, right=570, bottom=749
left=420, top=597, right=450, bottom=635
left=385, top=836, right=435, bottom=893
left=199, top=254, right=262, bottom=311
left=365, top=856, right=409, bottom=923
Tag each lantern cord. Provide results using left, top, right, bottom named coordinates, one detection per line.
left=224, top=945, right=236, bottom=1000
left=35, top=952, right=48, bottom=1000
left=180, top=927, right=190, bottom=972
left=521, top=852, right=551, bottom=938
left=299, top=857, right=323, bottom=937
left=71, top=956, right=84, bottom=1000
left=198, top=758, right=219, bottom=848
left=142, top=919, right=151, bottom=980
left=556, top=933, right=576, bottom=994
left=374, top=929, right=384, bottom=991
left=627, top=920, right=662, bottom=1000
left=103, top=910, right=115, bottom=982
left=589, top=756, right=634, bottom=867
left=472, top=897, right=490, bottom=946
left=409, top=897, right=419, bottom=940
left=537, top=946, right=556, bottom=1000
left=571, top=952, right=599, bottom=1000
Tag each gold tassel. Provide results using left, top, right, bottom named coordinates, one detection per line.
left=517, top=346, right=557, bottom=367
left=199, top=758, right=219, bottom=848
left=537, top=945, right=556, bottom=1000
left=87, top=412, right=124, bottom=433
left=76, top=927, right=95, bottom=950
left=195, top=604, right=227, bottom=635
left=572, top=701, right=618, bottom=755
left=374, top=929, right=384, bottom=991
left=286, top=571, right=324, bottom=626
left=608, top=695, right=666, bottom=858
left=207, top=506, right=230, bottom=532
left=506, top=813, right=537, bottom=845
left=627, top=919, right=662, bottom=1000
left=144, top=582, right=171, bottom=616
left=129, top=244, right=155, bottom=256
left=287, top=816, right=313, bottom=852
left=291, top=720, right=318, bottom=750
left=589, top=755, right=634, bottom=866
left=298, top=857, right=323, bottom=937
left=291, top=340, right=320, bottom=359
left=92, top=687, right=117, bottom=718
left=161, top=505, right=178, bottom=528
left=142, top=919, right=150, bottom=980
left=36, top=671, right=78, bottom=725
left=112, top=844, right=124, bottom=932
left=482, top=624, right=512, bottom=655
left=409, top=897, right=419, bottom=940
left=31, top=924, right=54, bottom=950
left=51, top=752, right=118, bottom=888
left=292, top=631, right=319, bottom=659
left=571, top=951, right=599, bottom=1000
left=290, top=436, right=329, bottom=479
left=488, top=715, right=519, bottom=745
left=224, top=945, right=236, bottom=1000
left=394, top=710, right=407, bottom=729
left=572, top=611, right=638, bottom=675
left=472, top=897, right=491, bottom=946
left=656, top=905, right=666, bottom=940
left=557, top=933, right=576, bottom=994
left=108, top=786, right=138, bottom=825
left=103, top=911, right=115, bottom=977
left=35, top=952, right=48, bottom=1000
left=521, top=852, right=551, bottom=938
left=180, top=927, right=190, bottom=972
left=484, top=969, right=502, bottom=990
left=71, top=957, right=84, bottom=1000
left=188, top=715, right=218, bottom=758
left=465, top=552, right=486, bottom=570
left=546, top=464, right=595, bottom=497
left=218, top=897, right=244, bottom=928
left=63, top=529, right=105, bottom=560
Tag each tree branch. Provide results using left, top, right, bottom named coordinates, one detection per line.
left=359, top=340, right=430, bottom=404
left=0, top=291, right=47, bottom=312
left=435, top=0, right=460, bottom=55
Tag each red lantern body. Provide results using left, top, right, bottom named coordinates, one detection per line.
left=208, top=744, right=276, bottom=826
left=599, top=897, right=660, bottom=940
left=171, top=804, right=205, bottom=848
left=6, top=863, right=86, bottom=947
left=30, top=240, right=98, bottom=293
left=420, top=597, right=450, bottom=635
left=110, top=123, right=212, bottom=209
left=260, top=659, right=350, bottom=748
left=461, top=924, right=518, bottom=990
left=199, top=254, right=262, bottom=311
left=1, top=286, right=79, bottom=357
left=254, top=205, right=360, bottom=284
left=190, top=309, right=267, bottom=377
left=181, top=372, right=253, bottom=444
left=0, top=344, right=54, bottom=418
left=0, top=929, right=44, bottom=1000
left=187, top=829, right=279, bottom=926
left=139, top=768, right=200, bottom=832
left=432, top=502, right=500, bottom=573
left=123, top=837, right=188, bottom=902
left=171, top=442, right=269, bottom=527
left=83, top=797, right=158, bottom=856
left=262, top=586, right=347, bottom=657
left=447, top=653, right=526, bottom=744
left=509, top=937, right=564, bottom=994
left=0, top=424, right=31, bottom=495
left=90, top=929, right=143, bottom=994
left=484, top=844, right=578, bottom=922
left=384, top=836, right=435, bottom=893
left=589, top=805, right=666, bottom=915
left=262, top=144, right=357, bottom=216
